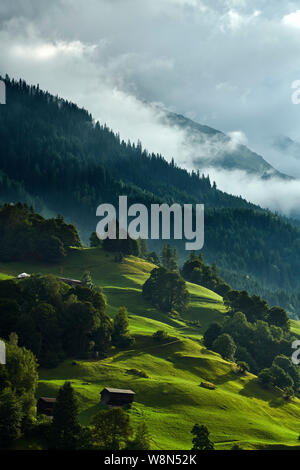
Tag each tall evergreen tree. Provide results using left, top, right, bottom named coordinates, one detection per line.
left=81, top=270, right=95, bottom=290
left=111, top=306, right=134, bottom=349
left=51, top=382, right=81, bottom=450
left=191, top=424, right=214, bottom=451
left=89, top=231, right=102, bottom=248
left=0, top=388, right=22, bottom=447
left=112, top=306, right=129, bottom=340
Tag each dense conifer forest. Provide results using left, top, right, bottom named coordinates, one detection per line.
left=0, top=76, right=300, bottom=316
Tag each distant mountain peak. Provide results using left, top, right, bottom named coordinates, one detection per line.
left=162, top=110, right=292, bottom=180
left=273, top=135, right=300, bottom=160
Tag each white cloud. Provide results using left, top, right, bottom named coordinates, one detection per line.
left=0, top=22, right=195, bottom=168
left=1, top=0, right=300, bottom=219
left=226, top=10, right=243, bottom=30
left=200, top=167, right=300, bottom=217
left=11, top=40, right=96, bottom=61
left=160, top=0, right=207, bottom=11
left=225, top=0, right=247, bottom=8
left=222, top=8, right=261, bottom=31
left=282, top=10, right=300, bottom=28
left=166, top=0, right=199, bottom=6
left=227, top=130, right=248, bottom=148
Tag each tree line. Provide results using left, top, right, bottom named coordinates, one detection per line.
left=0, top=203, right=81, bottom=263
left=0, top=273, right=134, bottom=368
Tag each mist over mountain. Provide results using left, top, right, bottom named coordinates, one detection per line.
left=1, top=1, right=300, bottom=452
left=273, top=135, right=300, bottom=162
left=164, top=109, right=300, bottom=220
left=1, top=76, right=300, bottom=318
left=163, top=111, right=292, bottom=180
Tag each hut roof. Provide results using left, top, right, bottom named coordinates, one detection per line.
left=39, top=397, right=57, bottom=403
left=103, top=387, right=135, bottom=395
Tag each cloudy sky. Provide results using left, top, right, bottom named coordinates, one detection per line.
left=1, top=0, right=300, bottom=214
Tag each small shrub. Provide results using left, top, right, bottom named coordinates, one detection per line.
left=186, top=320, right=202, bottom=329
left=117, top=334, right=135, bottom=349
left=152, top=330, right=169, bottom=343
left=236, top=361, right=250, bottom=375
left=27, top=415, right=52, bottom=440
left=126, top=369, right=149, bottom=378
left=200, top=381, right=216, bottom=390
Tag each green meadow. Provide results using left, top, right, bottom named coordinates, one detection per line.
left=1, top=247, right=300, bottom=450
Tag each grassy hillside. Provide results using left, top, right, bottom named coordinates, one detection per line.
left=291, top=320, right=300, bottom=337
left=0, top=248, right=300, bottom=450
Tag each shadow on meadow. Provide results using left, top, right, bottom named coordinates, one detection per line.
left=239, top=378, right=288, bottom=408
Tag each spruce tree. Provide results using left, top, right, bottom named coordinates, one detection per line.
left=81, top=270, right=95, bottom=290
left=111, top=306, right=134, bottom=348
left=89, top=232, right=102, bottom=247
left=0, top=388, right=22, bottom=446
left=51, top=382, right=81, bottom=449
left=191, top=424, right=214, bottom=450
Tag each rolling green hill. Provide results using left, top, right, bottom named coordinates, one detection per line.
left=0, top=248, right=300, bottom=450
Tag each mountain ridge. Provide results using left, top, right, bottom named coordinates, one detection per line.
left=163, top=110, right=292, bottom=180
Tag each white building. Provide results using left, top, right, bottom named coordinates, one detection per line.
left=0, top=340, right=5, bottom=365
left=17, top=273, right=31, bottom=279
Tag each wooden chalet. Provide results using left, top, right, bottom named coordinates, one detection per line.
left=100, top=387, right=136, bottom=407
left=37, top=397, right=57, bottom=416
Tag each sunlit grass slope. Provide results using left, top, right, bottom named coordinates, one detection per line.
left=291, top=320, right=300, bottom=337
left=1, top=247, right=300, bottom=450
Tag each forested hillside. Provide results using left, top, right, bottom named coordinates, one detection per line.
left=0, top=76, right=300, bottom=315
left=1, top=247, right=299, bottom=450
left=0, top=203, right=81, bottom=262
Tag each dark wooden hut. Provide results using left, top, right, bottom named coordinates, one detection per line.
left=100, top=387, right=135, bottom=407
left=37, top=397, right=57, bottom=416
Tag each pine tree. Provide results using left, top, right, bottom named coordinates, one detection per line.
left=139, top=239, right=148, bottom=259
left=191, top=424, right=214, bottom=450
left=112, top=306, right=129, bottom=339
left=89, top=231, right=102, bottom=248
left=111, top=306, right=134, bottom=348
left=0, top=388, right=22, bottom=446
left=161, top=244, right=172, bottom=269
left=51, top=382, right=81, bottom=449
left=81, top=270, right=95, bottom=290
left=169, top=247, right=178, bottom=271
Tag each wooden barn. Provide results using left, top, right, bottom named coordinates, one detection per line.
left=100, top=388, right=136, bottom=407
left=37, top=397, right=57, bottom=416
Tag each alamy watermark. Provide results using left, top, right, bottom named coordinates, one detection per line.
left=291, top=340, right=300, bottom=365
left=96, top=196, right=204, bottom=250
left=0, top=80, right=6, bottom=105
left=0, top=340, right=6, bottom=364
